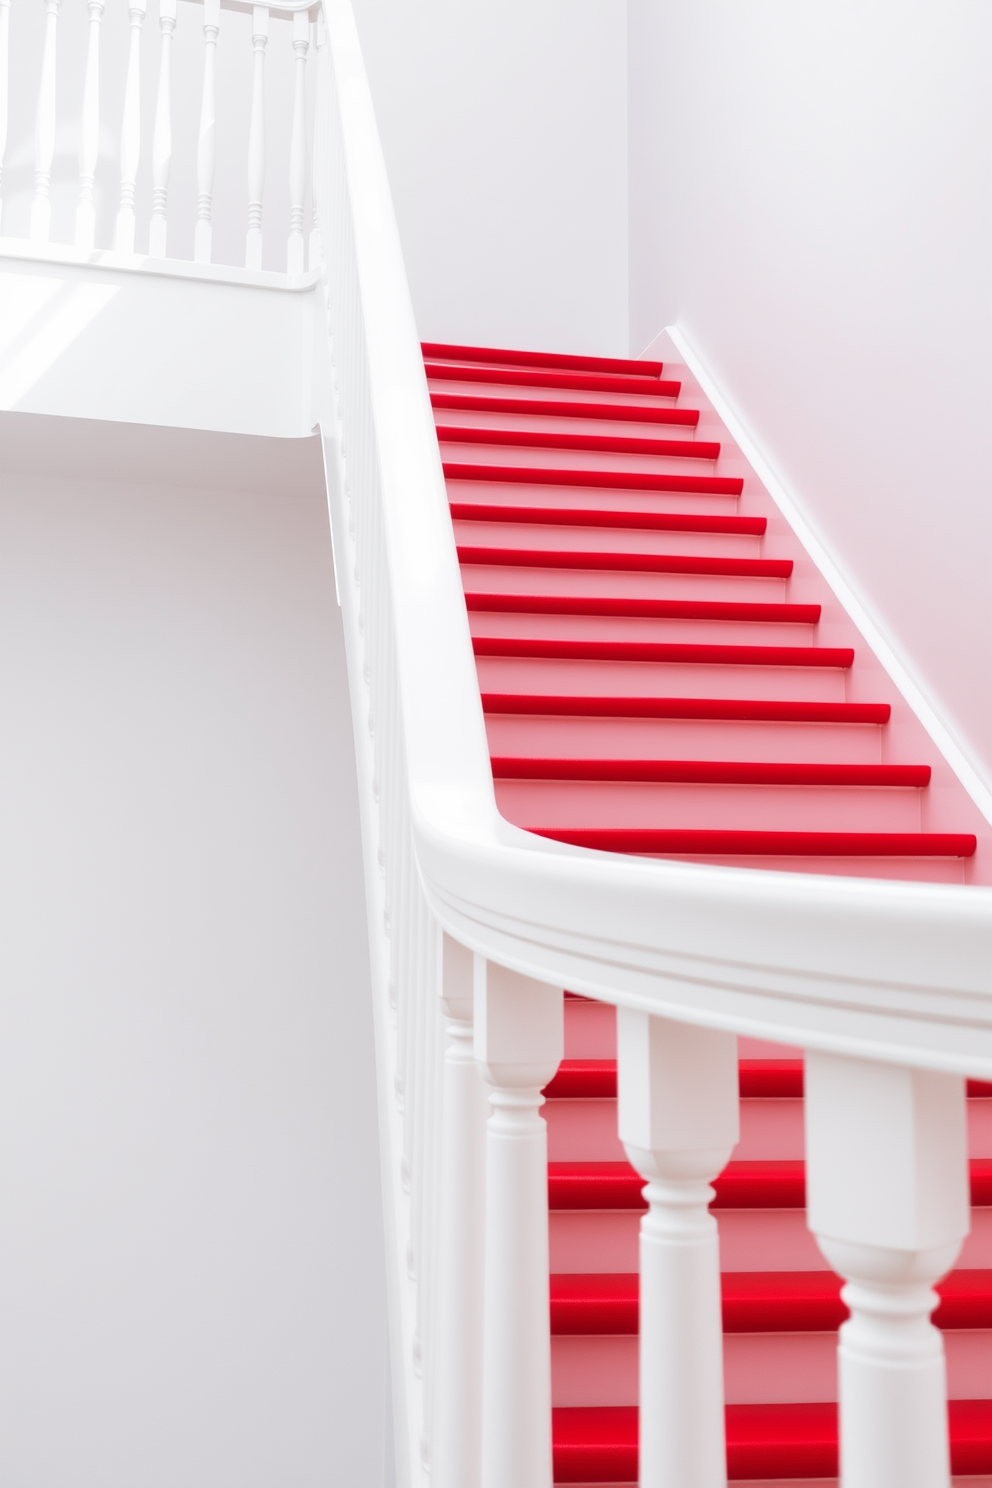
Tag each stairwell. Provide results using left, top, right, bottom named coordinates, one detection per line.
left=425, top=339, right=992, bottom=1483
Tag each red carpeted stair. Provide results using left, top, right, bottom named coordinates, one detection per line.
left=426, top=340, right=992, bottom=1481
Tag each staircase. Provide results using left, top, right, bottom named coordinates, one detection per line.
left=425, top=339, right=992, bottom=1482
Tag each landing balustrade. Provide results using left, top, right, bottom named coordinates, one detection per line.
left=4, top=1, right=992, bottom=1485
left=0, top=0, right=314, bottom=269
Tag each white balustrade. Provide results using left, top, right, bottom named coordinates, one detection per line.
left=245, top=4, right=268, bottom=268
left=195, top=0, right=220, bottom=263
left=286, top=9, right=309, bottom=274
left=149, top=0, right=177, bottom=258
left=618, top=1011, right=738, bottom=1488
left=0, top=0, right=9, bottom=232
left=805, top=1053, right=970, bottom=1488
left=75, top=0, right=105, bottom=250
left=474, top=959, right=562, bottom=1488
left=30, top=0, right=60, bottom=243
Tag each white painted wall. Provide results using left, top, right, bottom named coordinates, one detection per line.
left=0, top=414, right=390, bottom=1487
left=349, top=0, right=629, bottom=357
left=628, top=1, right=992, bottom=795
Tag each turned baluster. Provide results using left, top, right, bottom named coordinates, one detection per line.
left=245, top=5, right=268, bottom=269
left=30, top=0, right=60, bottom=243
left=0, top=0, right=9, bottom=232
left=194, top=0, right=220, bottom=263
left=475, top=958, right=562, bottom=1488
left=286, top=8, right=309, bottom=274
left=433, top=935, right=487, bottom=1488
left=805, top=1053, right=969, bottom=1488
left=148, top=0, right=177, bottom=258
left=115, top=0, right=146, bottom=252
left=308, top=15, right=322, bottom=272
left=617, top=1010, right=739, bottom=1488
left=72, top=0, right=107, bottom=249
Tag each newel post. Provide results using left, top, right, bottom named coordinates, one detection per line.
left=617, top=1010, right=739, bottom=1488
left=432, top=935, right=488, bottom=1488
left=475, top=958, right=563, bottom=1488
left=805, top=1053, right=969, bottom=1488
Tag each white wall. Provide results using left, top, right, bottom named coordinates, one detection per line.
left=349, top=0, right=629, bottom=357
left=0, top=414, right=390, bottom=1487
left=628, top=1, right=992, bottom=796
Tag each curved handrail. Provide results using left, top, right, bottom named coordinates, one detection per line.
left=316, top=0, right=992, bottom=1077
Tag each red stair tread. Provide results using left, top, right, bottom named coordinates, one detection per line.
left=474, top=639, right=849, bottom=667
left=544, top=1058, right=992, bottom=1101
left=426, top=363, right=682, bottom=397
left=537, top=827, right=977, bottom=858
left=493, top=758, right=931, bottom=787
left=549, top=1270, right=992, bottom=1335
left=422, top=341, right=665, bottom=377
left=445, top=460, right=741, bottom=495
left=459, top=545, right=792, bottom=578
left=437, top=424, right=719, bottom=460
left=431, top=391, right=700, bottom=425
left=450, top=502, right=767, bottom=536
left=466, top=592, right=815, bottom=622
left=481, top=693, right=892, bottom=724
left=548, top=1159, right=992, bottom=1210
left=552, top=1401, right=992, bottom=1482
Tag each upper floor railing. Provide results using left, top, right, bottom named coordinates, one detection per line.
left=6, top=0, right=992, bottom=1484
left=0, top=0, right=316, bottom=271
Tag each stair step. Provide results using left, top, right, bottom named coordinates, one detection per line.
left=458, top=546, right=791, bottom=579
left=548, top=1159, right=992, bottom=1211
left=445, top=461, right=742, bottom=495
left=426, top=362, right=682, bottom=398
left=544, top=1058, right=992, bottom=1101
left=551, top=1399, right=992, bottom=1482
left=481, top=693, right=891, bottom=724
left=474, top=638, right=850, bottom=669
left=466, top=593, right=816, bottom=624
left=549, top=1269, right=992, bottom=1335
left=450, top=503, right=767, bottom=536
left=431, top=391, right=701, bottom=426
left=421, top=342, right=665, bottom=377
left=535, top=827, right=977, bottom=858
left=492, top=759, right=930, bottom=787
left=437, top=425, right=720, bottom=460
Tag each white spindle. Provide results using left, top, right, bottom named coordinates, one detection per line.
left=475, top=958, right=562, bottom=1488
left=0, top=0, right=12, bottom=232
left=433, top=936, right=487, bottom=1488
left=307, top=16, right=321, bottom=271
left=148, top=0, right=176, bottom=258
left=805, top=1053, right=969, bottom=1488
left=194, top=0, right=220, bottom=263
left=29, top=0, right=60, bottom=243
left=286, top=8, right=309, bottom=274
left=617, top=1011, right=739, bottom=1488
left=75, top=0, right=104, bottom=249
left=115, top=0, right=146, bottom=253
left=245, top=5, right=268, bottom=269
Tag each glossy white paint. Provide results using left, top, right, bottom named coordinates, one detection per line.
left=806, top=1053, right=971, bottom=1488
left=618, top=1012, right=739, bottom=1488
